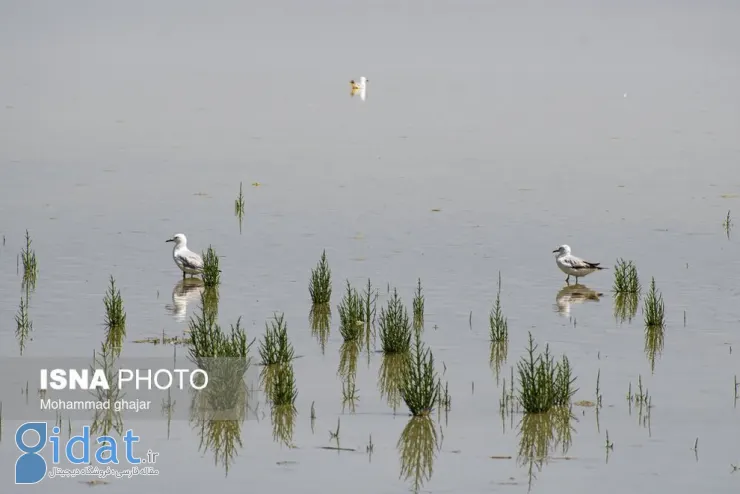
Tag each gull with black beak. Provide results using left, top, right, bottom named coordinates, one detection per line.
left=553, top=244, right=606, bottom=284
left=166, top=233, right=204, bottom=279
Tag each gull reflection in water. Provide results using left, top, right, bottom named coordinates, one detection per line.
left=554, top=284, right=602, bottom=317
left=165, top=278, right=205, bottom=322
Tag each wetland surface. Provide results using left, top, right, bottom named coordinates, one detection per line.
left=1, top=0, right=739, bottom=492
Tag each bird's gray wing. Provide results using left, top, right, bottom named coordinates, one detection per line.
left=563, top=256, right=595, bottom=269
left=177, top=251, right=204, bottom=270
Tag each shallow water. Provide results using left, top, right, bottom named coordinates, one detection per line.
left=1, top=0, right=740, bottom=492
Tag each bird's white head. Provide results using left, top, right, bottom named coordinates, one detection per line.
left=166, top=233, right=187, bottom=247
left=552, top=244, right=571, bottom=256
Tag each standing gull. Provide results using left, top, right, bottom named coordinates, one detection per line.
left=553, top=244, right=606, bottom=284
left=166, top=233, right=204, bottom=279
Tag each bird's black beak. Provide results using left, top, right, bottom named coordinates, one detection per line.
left=552, top=249, right=558, bottom=253
left=166, top=239, right=174, bottom=243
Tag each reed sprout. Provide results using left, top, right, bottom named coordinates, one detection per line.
left=15, top=296, right=32, bottom=356
left=489, top=271, right=508, bottom=343
left=517, top=332, right=577, bottom=414
left=412, top=278, right=425, bottom=330
left=337, top=280, right=365, bottom=342
left=20, top=229, right=38, bottom=282
left=379, top=288, right=412, bottom=354
left=234, top=182, right=245, bottom=233
left=400, top=330, right=439, bottom=416
left=201, top=245, right=221, bottom=287
left=258, top=313, right=295, bottom=366
left=612, top=258, right=641, bottom=294
left=103, top=276, right=126, bottom=354
left=362, top=279, right=378, bottom=350
left=643, top=277, right=665, bottom=328
left=723, top=210, right=732, bottom=237
left=309, top=250, right=332, bottom=305
left=234, top=182, right=245, bottom=216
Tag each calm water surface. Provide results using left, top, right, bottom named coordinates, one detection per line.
left=1, top=0, right=739, bottom=492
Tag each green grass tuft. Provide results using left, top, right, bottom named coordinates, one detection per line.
left=337, top=280, right=365, bottom=342
left=201, top=245, right=221, bottom=287
left=517, top=332, right=577, bottom=414
left=15, top=295, right=32, bottom=356
left=489, top=271, right=508, bottom=343
left=643, top=277, right=665, bottom=328
left=234, top=182, right=245, bottom=216
left=612, top=258, right=641, bottom=294
left=400, top=330, right=439, bottom=416
left=103, top=275, right=126, bottom=354
left=258, top=312, right=295, bottom=365
left=21, top=230, right=38, bottom=286
left=379, top=288, right=412, bottom=355
left=269, top=363, right=298, bottom=407
left=309, top=250, right=332, bottom=305
left=412, top=278, right=424, bottom=331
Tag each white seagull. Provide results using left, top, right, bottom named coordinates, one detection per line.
left=350, top=76, right=368, bottom=100
left=165, top=278, right=205, bottom=322
left=166, top=233, right=204, bottom=279
left=552, top=244, right=606, bottom=284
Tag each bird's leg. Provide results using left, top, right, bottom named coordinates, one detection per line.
left=565, top=275, right=570, bottom=285
left=182, top=271, right=186, bottom=280
left=575, top=276, right=579, bottom=284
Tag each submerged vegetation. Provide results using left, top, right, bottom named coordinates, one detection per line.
left=20, top=229, right=38, bottom=285
left=412, top=278, right=424, bottom=331
left=201, top=246, right=221, bottom=287
left=612, top=258, right=640, bottom=294
left=309, top=250, right=332, bottom=305
left=15, top=294, right=32, bottom=356
left=643, top=277, right=665, bottom=329
left=400, top=330, right=439, bottom=416
left=379, top=288, right=412, bottom=355
left=723, top=210, right=732, bottom=237
left=489, top=271, right=508, bottom=343
left=258, top=313, right=295, bottom=366
left=517, top=333, right=577, bottom=414
left=234, top=182, right=245, bottom=215
left=612, top=259, right=641, bottom=324
left=337, top=280, right=365, bottom=342
left=234, top=182, right=245, bottom=233
left=103, top=275, right=126, bottom=355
